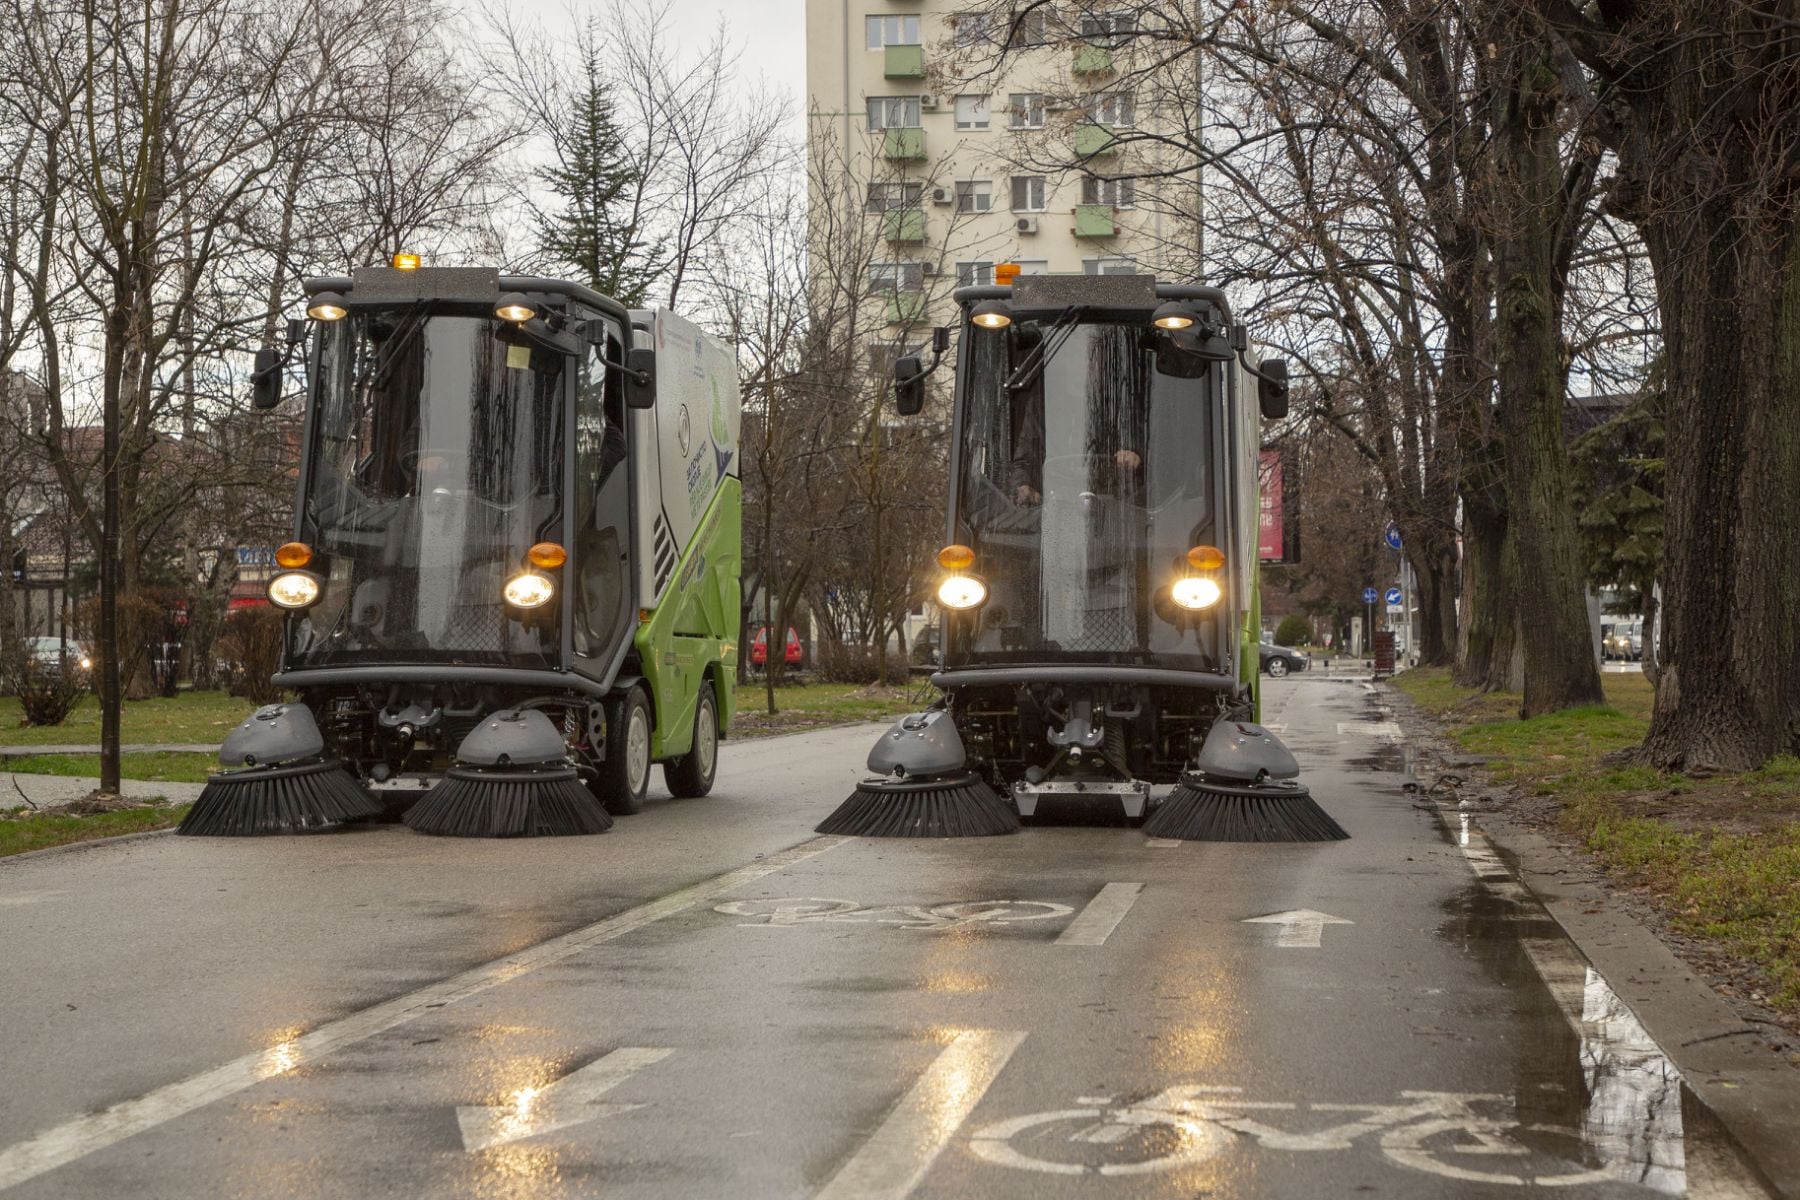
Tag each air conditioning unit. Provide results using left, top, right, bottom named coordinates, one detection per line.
left=931, top=186, right=953, bottom=205
left=919, top=94, right=938, bottom=109
left=1016, top=216, right=1040, bottom=234
left=919, top=262, right=939, bottom=276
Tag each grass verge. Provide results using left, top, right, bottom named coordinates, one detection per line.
left=1, top=752, right=216, bottom=783
left=1394, top=666, right=1800, bottom=1012
left=0, top=690, right=254, bottom=747
left=730, top=680, right=922, bottom=738
left=0, top=803, right=189, bottom=858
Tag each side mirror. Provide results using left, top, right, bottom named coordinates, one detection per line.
left=625, top=348, right=657, bottom=409
left=893, top=354, right=926, bottom=416
left=250, top=346, right=282, bottom=410
left=1258, top=358, right=1291, bottom=420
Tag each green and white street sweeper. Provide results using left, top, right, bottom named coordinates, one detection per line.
left=180, top=262, right=741, bottom=838
left=818, top=268, right=1344, bottom=843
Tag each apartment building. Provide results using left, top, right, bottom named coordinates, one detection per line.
left=805, top=1, right=1197, bottom=341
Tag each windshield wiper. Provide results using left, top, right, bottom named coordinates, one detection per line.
left=1005, top=306, right=1084, bottom=392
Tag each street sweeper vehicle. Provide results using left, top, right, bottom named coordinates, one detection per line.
left=180, top=261, right=741, bottom=838
left=817, top=268, right=1344, bottom=844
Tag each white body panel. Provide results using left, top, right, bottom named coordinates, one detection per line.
left=628, top=310, right=741, bottom=607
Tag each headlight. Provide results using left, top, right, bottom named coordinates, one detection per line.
left=268, top=572, right=322, bottom=609
left=79, top=656, right=92, bottom=670
left=504, top=572, right=555, bottom=609
left=1171, top=577, right=1223, bottom=610
left=937, top=574, right=988, bottom=610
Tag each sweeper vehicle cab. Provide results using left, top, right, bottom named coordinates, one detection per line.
left=181, top=262, right=741, bottom=838
left=818, top=269, right=1343, bottom=843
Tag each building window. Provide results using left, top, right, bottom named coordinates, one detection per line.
left=1080, top=176, right=1137, bottom=208
left=1084, top=256, right=1138, bottom=275
left=954, top=94, right=990, bottom=130
left=866, top=181, right=924, bottom=212
left=1013, top=259, right=1050, bottom=275
left=1006, top=11, right=1049, bottom=47
left=1086, top=91, right=1136, bottom=127
left=1011, top=175, right=1047, bottom=211
left=955, top=261, right=995, bottom=287
left=954, top=180, right=993, bottom=213
left=867, top=339, right=919, bottom=373
left=865, top=14, right=920, bottom=49
left=952, top=13, right=990, bottom=47
left=867, top=95, right=922, bottom=129
left=1008, top=92, right=1047, bottom=129
left=868, top=261, right=927, bottom=295
left=1080, top=11, right=1137, bottom=39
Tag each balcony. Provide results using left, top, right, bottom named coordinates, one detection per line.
left=884, top=43, right=925, bottom=78
left=1074, top=204, right=1116, bottom=238
left=883, top=126, right=926, bottom=160
left=885, top=291, right=929, bottom=324
left=1074, top=122, right=1117, bottom=158
left=883, top=208, right=926, bottom=243
left=1073, top=44, right=1113, bottom=75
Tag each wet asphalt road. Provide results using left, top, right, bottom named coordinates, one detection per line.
left=0, top=677, right=1771, bottom=1198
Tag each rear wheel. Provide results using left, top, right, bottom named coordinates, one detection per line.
left=664, top=682, right=719, bottom=799
left=595, top=686, right=652, bottom=815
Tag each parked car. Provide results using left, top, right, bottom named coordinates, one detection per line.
left=23, top=636, right=92, bottom=679
left=1258, top=642, right=1309, bottom=678
left=750, top=625, right=804, bottom=670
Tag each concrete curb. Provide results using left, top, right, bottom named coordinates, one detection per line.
left=0, top=826, right=179, bottom=867
left=1383, top=682, right=1800, bottom=1198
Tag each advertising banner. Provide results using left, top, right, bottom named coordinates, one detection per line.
left=1258, top=449, right=1285, bottom=562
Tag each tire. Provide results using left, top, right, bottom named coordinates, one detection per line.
left=1266, top=657, right=1290, bottom=678
left=594, top=686, right=653, bottom=815
left=663, top=681, right=719, bottom=799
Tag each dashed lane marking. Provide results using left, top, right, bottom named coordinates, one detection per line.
left=1055, top=883, right=1144, bottom=946
left=1337, top=721, right=1403, bottom=739
left=0, top=836, right=850, bottom=1194
left=1144, top=838, right=1183, bottom=849
left=815, top=1029, right=1026, bottom=1200
left=457, top=1047, right=672, bottom=1152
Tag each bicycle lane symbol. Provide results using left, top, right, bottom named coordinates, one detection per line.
left=713, top=898, right=1075, bottom=931
left=966, top=1085, right=1616, bottom=1186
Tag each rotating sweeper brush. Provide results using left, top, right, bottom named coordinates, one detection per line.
left=1142, top=719, right=1348, bottom=843
left=817, top=711, right=1019, bottom=838
left=403, top=708, right=611, bottom=838
left=178, top=704, right=382, bottom=836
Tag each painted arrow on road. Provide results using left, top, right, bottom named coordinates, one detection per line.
left=1242, top=910, right=1354, bottom=948
left=457, top=1047, right=672, bottom=1151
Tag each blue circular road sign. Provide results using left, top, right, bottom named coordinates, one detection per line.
left=1385, top=587, right=1404, bottom=606
left=1384, top=523, right=1403, bottom=551
left=1362, top=587, right=1379, bottom=604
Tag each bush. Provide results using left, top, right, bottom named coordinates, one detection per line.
left=814, top=641, right=909, bottom=686
left=217, top=608, right=285, bottom=705
left=1273, top=614, right=1313, bottom=647
left=2, top=654, right=89, bottom=727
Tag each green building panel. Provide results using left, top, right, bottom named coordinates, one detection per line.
left=884, top=43, right=925, bottom=78
left=1074, top=204, right=1116, bottom=238
left=884, top=208, right=926, bottom=243
left=883, top=126, right=926, bottom=160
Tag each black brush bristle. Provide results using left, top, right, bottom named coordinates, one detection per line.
left=177, top=760, right=382, bottom=836
left=816, top=772, right=1019, bottom=838
left=1144, top=778, right=1349, bottom=843
left=403, top=766, right=612, bottom=837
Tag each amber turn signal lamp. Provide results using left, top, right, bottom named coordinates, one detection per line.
left=995, top=262, right=1021, bottom=285
left=937, top=544, right=976, bottom=570
left=527, top=542, right=568, bottom=569
left=275, top=542, right=313, bottom=569
left=391, top=252, right=421, bottom=270
left=1187, top=545, right=1225, bottom=571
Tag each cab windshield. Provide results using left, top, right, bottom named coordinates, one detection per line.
left=950, top=319, right=1221, bottom=668
left=288, top=310, right=565, bottom=667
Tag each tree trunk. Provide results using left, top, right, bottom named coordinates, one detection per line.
left=1640, top=588, right=1660, bottom=690
left=1492, top=35, right=1604, bottom=717
left=1456, top=499, right=1518, bottom=692
left=1636, top=207, right=1800, bottom=770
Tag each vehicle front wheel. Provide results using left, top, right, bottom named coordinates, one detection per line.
left=664, top=682, right=719, bottom=799
left=593, top=686, right=653, bottom=815
left=1266, top=658, right=1290, bottom=678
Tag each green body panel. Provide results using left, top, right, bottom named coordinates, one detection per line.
left=1243, top=566, right=1262, bottom=723
left=633, top=478, right=742, bottom=760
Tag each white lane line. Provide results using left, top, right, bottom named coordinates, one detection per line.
left=815, top=1029, right=1026, bottom=1200
left=1145, top=838, right=1183, bottom=849
left=1336, top=721, right=1403, bottom=739
left=457, top=1046, right=672, bottom=1151
left=0, top=836, right=849, bottom=1194
left=1055, top=883, right=1144, bottom=946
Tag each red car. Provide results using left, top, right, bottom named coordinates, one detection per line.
left=750, top=625, right=803, bottom=668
